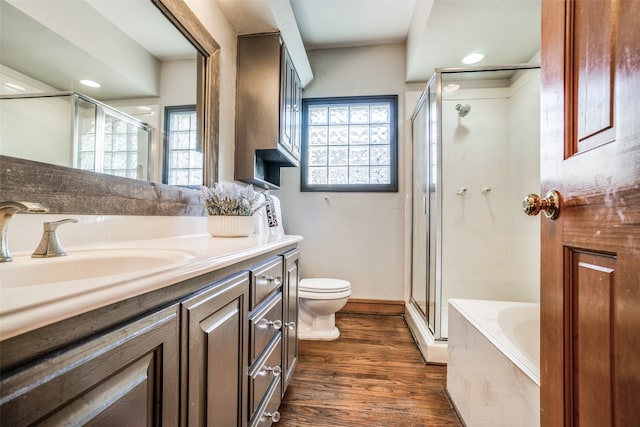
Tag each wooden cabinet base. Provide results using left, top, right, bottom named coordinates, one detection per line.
left=0, top=305, right=180, bottom=425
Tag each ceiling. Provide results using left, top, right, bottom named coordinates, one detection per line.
left=1, top=0, right=541, bottom=98
left=0, top=0, right=195, bottom=99
left=216, top=0, right=541, bottom=83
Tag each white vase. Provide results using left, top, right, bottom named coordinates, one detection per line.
left=207, top=215, right=256, bottom=237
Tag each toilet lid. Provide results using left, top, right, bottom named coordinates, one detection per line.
left=299, top=278, right=351, bottom=293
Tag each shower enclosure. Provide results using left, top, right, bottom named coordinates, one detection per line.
left=0, top=92, right=151, bottom=180
left=409, top=65, right=541, bottom=351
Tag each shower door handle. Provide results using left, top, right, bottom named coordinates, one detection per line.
left=522, top=190, right=561, bottom=220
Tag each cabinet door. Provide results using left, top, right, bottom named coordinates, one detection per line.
left=181, top=272, right=249, bottom=427
left=282, top=249, right=300, bottom=396
left=0, top=305, right=180, bottom=426
left=279, top=47, right=295, bottom=154
left=291, top=69, right=302, bottom=160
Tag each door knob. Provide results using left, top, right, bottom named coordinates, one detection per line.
left=522, top=190, right=561, bottom=220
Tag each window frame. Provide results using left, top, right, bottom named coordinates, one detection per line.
left=162, top=104, right=202, bottom=187
left=300, top=95, right=399, bottom=192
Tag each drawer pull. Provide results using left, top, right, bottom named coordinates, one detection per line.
left=264, top=411, right=281, bottom=422
left=263, top=365, right=282, bottom=377
left=285, top=321, right=296, bottom=330
left=262, top=319, right=282, bottom=330
left=262, top=275, right=282, bottom=286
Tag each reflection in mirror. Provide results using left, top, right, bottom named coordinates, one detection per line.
left=0, top=0, right=219, bottom=216
left=0, top=0, right=200, bottom=184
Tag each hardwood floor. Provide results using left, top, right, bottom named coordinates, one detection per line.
left=278, top=313, right=462, bottom=426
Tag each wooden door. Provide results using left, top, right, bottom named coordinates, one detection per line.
left=540, top=0, right=640, bottom=425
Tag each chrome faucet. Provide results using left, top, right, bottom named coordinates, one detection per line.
left=0, top=201, right=50, bottom=262
left=32, top=219, right=78, bottom=258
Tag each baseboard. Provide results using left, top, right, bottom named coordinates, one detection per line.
left=404, top=302, right=448, bottom=364
left=340, top=298, right=406, bottom=315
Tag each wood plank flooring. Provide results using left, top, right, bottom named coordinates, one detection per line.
left=278, top=313, right=462, bottom=426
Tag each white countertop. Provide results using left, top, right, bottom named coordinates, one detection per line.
left=0, top=232, right=302, bottom=341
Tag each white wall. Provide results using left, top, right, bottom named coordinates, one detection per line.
left=440, top=70, right=540, bottom=309
left=274, top=43, right=423, bottom=301
left=0, top=95, right=73, bottom=166
left=506, top=69, right=541, bottom=299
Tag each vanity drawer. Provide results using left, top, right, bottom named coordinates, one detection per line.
left=250, top=257, right=283, bottom=309
left=250, top=292, right=283, bottom=366
left=250, top=376, right=282, bottom=427
left=248, top=334, right=282, bottom=421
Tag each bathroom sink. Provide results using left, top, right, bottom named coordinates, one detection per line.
left=0, top=248, right=197, bottom=288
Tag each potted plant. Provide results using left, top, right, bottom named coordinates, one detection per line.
left=200, top=183, right=264, bottom=237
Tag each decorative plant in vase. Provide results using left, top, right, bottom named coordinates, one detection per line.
left=200, top=183, right=264, bottom=237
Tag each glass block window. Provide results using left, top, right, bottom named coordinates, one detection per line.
left=102, top=113, right=141, bottom=179
left=301, top=95, right=398, bottom=192
left=75, top=96, right=150, bottom=180
left=163, top=105, right=202, bottom=186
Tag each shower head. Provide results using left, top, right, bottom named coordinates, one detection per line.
left=456, top=104, right=471, bottom=117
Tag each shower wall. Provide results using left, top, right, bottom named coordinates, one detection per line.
left=439, top=70, right=540, bottom=336
left=0, top=96, right=72, bottom=166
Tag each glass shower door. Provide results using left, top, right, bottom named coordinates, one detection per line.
left=434, top=66, right=541, bottom=339
left=410, top=65, right=540, bottom=342
left=410, top=92, right=428, bottom=317
left=426, top=81, right=440, bottom=337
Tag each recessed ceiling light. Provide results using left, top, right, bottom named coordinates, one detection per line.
left=462, top=52, right=484, bottom=65
left=137, top=106, right=153, bottom=111
left=80, top=79, right=101, bottom=88
left=443, top=84, right=460, bottom=93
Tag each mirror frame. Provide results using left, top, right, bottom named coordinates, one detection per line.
left=0, top=0, right=219, bottom=216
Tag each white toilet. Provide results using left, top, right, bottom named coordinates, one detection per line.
left=298, top=278, right=351, bottom=340
left=256, top=195, right=352, bottom=340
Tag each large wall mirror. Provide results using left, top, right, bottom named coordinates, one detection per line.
left=0, top=0, right=219, bottom=215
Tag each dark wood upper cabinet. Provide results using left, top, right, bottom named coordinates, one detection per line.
left=235, top=33, right=302, bottom=190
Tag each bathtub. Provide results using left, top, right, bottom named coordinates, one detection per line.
left=446, top=299, right=540, bottom=427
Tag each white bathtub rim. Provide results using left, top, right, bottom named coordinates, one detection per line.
left=448, top=298, right=540, bottom=386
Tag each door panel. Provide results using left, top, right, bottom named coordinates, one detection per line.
left=283, top=249, right=299, bottom=395
left=569, top=251, right=616, bottom=427
left=573, top=0, right=615, bottom=150
left=0, top=305, right=180, bottom=426
left=182, top=273, right=249, bottom=426
left=541, top=0, right=640, bottom=425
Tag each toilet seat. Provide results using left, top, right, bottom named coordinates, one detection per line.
left=299, top=278, right=351, bottom=294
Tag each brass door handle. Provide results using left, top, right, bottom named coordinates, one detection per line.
left=523, top=190, right=561, bottom=220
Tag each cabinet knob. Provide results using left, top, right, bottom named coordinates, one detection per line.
left=263, top=275, right=283, bottom=286
left=264, top=411, right=281, bottom=422
left=264, top=365, right=282, bottom=377
left=285, top=321, right=296, bottom=330
left=264, top=319, right=283, bottom=330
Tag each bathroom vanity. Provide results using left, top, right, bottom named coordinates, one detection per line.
left=0, top=229, right=301, bottom=426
